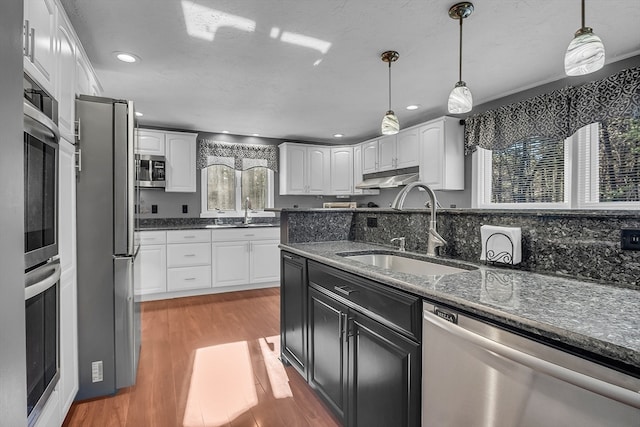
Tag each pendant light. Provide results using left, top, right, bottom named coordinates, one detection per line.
left=381, top=50, right=400, bottom=135
left=447, top=2, right=474, bottom=114
left=564, top=0, right=605, bottom=76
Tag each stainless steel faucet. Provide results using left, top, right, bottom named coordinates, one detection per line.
left=391, top=182, right=446, bottom=256
left=244, top=197, right=252, bottom=224
left=390, top=237, right=406, bottom=252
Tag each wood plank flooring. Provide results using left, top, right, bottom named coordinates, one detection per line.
left=63, top=288, right=341, bottom=427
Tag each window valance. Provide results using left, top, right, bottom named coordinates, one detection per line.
left=197, top=140, right=278, bottom=172
left=464, top=66, right=640, bottom=155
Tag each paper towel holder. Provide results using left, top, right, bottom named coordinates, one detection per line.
left=483, top=232, right=514, bottom=265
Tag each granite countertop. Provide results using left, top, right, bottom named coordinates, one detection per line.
left=280, top=240, right=640, bottom=375
left=138, top=223, right=280, bottom=231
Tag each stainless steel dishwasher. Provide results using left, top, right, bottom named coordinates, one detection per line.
left=422, top=302, right=640, bottom=427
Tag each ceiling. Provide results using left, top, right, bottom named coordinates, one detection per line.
left=59, top=0, right=640, bottom=144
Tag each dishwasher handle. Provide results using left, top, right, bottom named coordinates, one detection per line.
left=423, top=310, right=640, bottom=409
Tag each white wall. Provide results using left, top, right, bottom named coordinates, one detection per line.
left=0, top=1, right=29, bottom=425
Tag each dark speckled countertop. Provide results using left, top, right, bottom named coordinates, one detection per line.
left=281, top=240, right=640, bottom=376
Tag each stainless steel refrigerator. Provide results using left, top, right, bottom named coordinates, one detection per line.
left=75, top=95, right=140, bottom=399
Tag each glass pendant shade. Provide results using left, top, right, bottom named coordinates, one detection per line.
left=564, top=28, right=605, bottom=76
left=381, top=110, right=399, bottom=135
left=448, top=81, right=473, bottom=114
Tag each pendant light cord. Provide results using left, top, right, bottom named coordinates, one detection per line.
left=581, top=0, right=585, bottom=29
left=388, top=61, right=392, bottom=111
left=458, top=15, right=463, bottom=82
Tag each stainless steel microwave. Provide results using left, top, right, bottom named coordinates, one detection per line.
left=135, top=154, right=165, bottom=188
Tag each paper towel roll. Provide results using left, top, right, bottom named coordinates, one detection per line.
left=480, top=225, right=522, bottom=265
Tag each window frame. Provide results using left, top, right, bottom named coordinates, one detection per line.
left=199, top=166, right=275, bottom=218
left=473, top=122, right=639, bottom=210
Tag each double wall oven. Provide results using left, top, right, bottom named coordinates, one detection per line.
left=23, top=72, right=60, bottom=427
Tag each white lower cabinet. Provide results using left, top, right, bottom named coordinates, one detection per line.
left=137, top=231, right=167, bottom=296
left=59, top=267, right=78, bottom=419
left=212, top=227, right=280, bottom=288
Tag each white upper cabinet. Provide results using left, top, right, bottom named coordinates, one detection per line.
left=378, top=135, right=397, bottom=171
left=279, top=143, right=330, bottom=195
left=396, top=127, right=420, bottom=168
left=418, top=116, right=464, bottom=190
left=56, top=11, right=75, bottom=141
left=330, top=146, right=353, bottom=195
left=352, top=144, right=379, bottom=195
left=361, top=140, right=379, bottom=174
left=137, top=129, right=166, bottom=155
left=165, top=132, right=197, bottom=193
left=24, top=0, right=56, bottom=93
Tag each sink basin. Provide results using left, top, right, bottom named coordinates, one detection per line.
left=343, top=253, right=473, bottom=276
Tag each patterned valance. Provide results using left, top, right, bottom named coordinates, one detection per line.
left=465, top=66, right=640, bottom=154
left=197, top=140, right=278, bottom=172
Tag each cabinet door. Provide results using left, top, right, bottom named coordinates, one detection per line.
left=361, top=140, right=379, bottom=174
left=75, top=50, right=91, bottom=96
left=281, top=253, right=307, bottom=378
left=56, top=15, right=76, bottom=141
left=419, top=122, right=444, bottom=189
left=137, top=245, right=167, bottom=295
left=59, top=268, right=78, bottom=418
left=330, top=147, right=353, bottom=195
left=396, top=128, right=419, bottom=169
left=165, top=132, right=197, bottom=192
left=167, top=265, right=211, bottom=291
left=24, top=0, right=56, bottom=91
left=58, top=139, right=76, bottom=273
left=378, top=135, right=397, bottom=171
left=137, top=130, right=165, bottom=155
left=282, top=144, right=307, bottom=194
left=212, top=241, right=250, bottom=287
left=308, top=288, right=347, bottom=422
left=348, top=312, right=421, bottom=427
left=306, top=146, right=330, bottom=194
left=250, top=240, right=280, bottom=284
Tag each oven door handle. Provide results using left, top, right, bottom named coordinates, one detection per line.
left=25, top=262, right=61, bottom=300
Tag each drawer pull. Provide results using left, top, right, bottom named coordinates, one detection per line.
left=334, top=285, right=356, bottom=296
left=283, top=254, right=294, bottom=260
left=184, top=254, right=196, bottom=257
left=183, top=235, right=196, bottom=239
left=184, top=277, right=196, bottom=281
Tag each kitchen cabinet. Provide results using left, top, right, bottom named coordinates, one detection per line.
left=212, top=227, right=280, bottom=287
left=75, top=47, right=100, bottom=96
left=137, top=129, right=166, bottom=155
left=137, top=231, right=167, bottom=296
left=360, top=129, right=419, bottom=174
left=280, top=252, right=308, bottom=379
left=33, top=388, right=60, bottom=427
left=352, top=144, right=378, bottom=195
left=361, top=140, right=379, bottom=174
left=283, top=255, right=422, bottom=426
left=166, top=230, right=211, bottom=292
left=330, top=146, right=353, bottom=195
left=55, top=12, right=75, bottom=141
left=418, top=116, right=464, bottom=190
left=279, top=143, right=330, bottom=195
left=165, top=131, right=197, bottom=192
left=24, top=0, right=56, bottom=93
left=378, top=135, right=397, bottom=171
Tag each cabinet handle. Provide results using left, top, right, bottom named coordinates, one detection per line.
left=23, top=20, right=30, bottom=56
left=184, top=277, right=196, bottom=281
left=74, top=119, right=81, bottom=142
left=283, top=254, right=294, bottom=260
left=334, top=285, right=356, bottom=296
left=75, top=148, right=82, bottom=173
left=338, top=312, right=345, bottom=339
left=183, top=235, right=196, bottom=239
left=29, top=27, right=35, bottom=62
left=184, top=254, right=196, bottom=257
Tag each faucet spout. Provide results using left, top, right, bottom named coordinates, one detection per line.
left=390, top=182, right=446, bottom=256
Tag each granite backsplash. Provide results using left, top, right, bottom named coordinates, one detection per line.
left=281, top=209, right=640, bottom=290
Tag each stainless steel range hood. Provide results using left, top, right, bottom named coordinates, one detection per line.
left=356, top=167, right=419, bottom=189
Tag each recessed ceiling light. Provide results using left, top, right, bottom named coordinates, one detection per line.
left=221, top=130, right=229, bottom=134
left=252, top=133, right=260, bottom=137
left=333, top=133, right=344, bottom=138
left=115, top=52, right=139, bottom=63
left=406, top=104, right=420, bottom=110
left=135, top=111, right=143, bottom=117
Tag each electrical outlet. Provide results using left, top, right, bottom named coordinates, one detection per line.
left=621, top=229, right=640, bottom=250
left=182, top=204, right=188, bottom=214
left=151, top=204, right=158, bottom=214
left=366, top=217, right=378, bottom=228
left=91, top=360, right=103, bottom=382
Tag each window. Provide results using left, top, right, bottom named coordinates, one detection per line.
left=474, top=119, right=640, bottom=209
left=200, top=161, right=274, bottom=217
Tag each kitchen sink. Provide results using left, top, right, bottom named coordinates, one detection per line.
left=342, top=253, right=475, bottom=276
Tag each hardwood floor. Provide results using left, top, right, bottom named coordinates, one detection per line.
left=63, top=288, right=341, bottom=427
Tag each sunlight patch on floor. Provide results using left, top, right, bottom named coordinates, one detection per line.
left=258, top=336, right=293, bottom=399
left=183, top=341, right=257, bottom=427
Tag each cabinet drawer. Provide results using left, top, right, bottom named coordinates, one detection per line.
left=167, top=265, right=211, bottom=291
left=308, top=261, right=421, bottom=341
left=138, top=231, right=166, bottom=245
left=167, top=243, right=211, bottom=267
left=166, top=229, right=210, bottom=244
left=211, top=227, right=280, bottom=242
